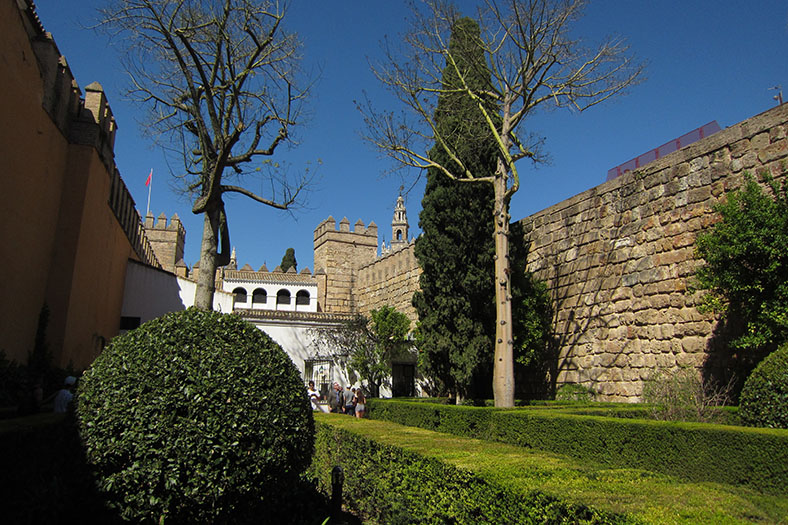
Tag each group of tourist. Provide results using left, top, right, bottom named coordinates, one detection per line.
left=307, top=380, right=366, bottom=418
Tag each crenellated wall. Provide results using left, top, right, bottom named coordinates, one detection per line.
left=519, top=102, right=788, bottom=401
left=356, top=243, right=421, bottom=323
left=144, top=212, right=186, bottom=273
left=313, top=216, right=378, bottom=313
left=0, top=0, right=159, bottom=368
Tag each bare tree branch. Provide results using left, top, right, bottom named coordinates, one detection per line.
left=360, top=0, right=643, bottom=406
left=99, top=0, right=314, bottom=308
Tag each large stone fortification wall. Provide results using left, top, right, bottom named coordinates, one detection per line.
left=356, top=243, right=421, bottom=323
left=519, top=103, right=788, bottom=401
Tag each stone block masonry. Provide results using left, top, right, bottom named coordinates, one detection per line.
left=356, top=243, right=421, bottom=323
left=518, top=103, right=788, bottom=401
left=313, top=216, right=378, bottom=313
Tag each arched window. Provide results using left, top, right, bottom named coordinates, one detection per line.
left=233, top=287, right=247, bottom=305
left=276, top=289, right=291, bottom=305
left=296, top=290, right=310, bottom=306
left=252, top=288, right=267, bottom=305
left=396, top=229, right=403, bottom=240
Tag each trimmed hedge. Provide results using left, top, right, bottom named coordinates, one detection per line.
left=78, top=308, right=314, bottom=523
left=368, top=399, right=788, bottom=495
left=740, top=343, right=788, bottom=428
left=311, top=419, right=631, bottom=524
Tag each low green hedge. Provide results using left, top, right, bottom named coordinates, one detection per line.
left=311, top=418, right=630, bottom=524
left=368, top=399, right=788, bottom=495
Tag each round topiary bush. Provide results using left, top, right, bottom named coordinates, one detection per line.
left=739, top=343, right=788, bottom=429
left=77, top=308, right=314, bottom=523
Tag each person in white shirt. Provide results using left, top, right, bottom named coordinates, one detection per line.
left=307, top=380, right=321, bottom=411
left=54, top=376, right=76, bottom=413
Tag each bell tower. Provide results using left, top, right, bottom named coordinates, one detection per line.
left=390, top=194, right=409, bottom=251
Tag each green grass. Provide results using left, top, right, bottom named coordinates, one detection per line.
left=317, top=413, right=788, bottom=524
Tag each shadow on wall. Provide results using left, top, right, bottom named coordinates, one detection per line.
left=703, top=316, right=773, bottom=403
left=510, top=221, right=556, bottom=401
left=523, top=179, right=650, bottom=401
left=120, top=260, right=188, bottom=327
left=558, top=198, right=619, bottom=398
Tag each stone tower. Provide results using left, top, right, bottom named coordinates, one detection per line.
left=390, top=195, right=409, bottom=251
left=143, top=212, right=186, bottom=274
left=313, top=216, right=378, bottom=313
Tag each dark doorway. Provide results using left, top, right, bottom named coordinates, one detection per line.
left=391, top=363, right=415, bottom=397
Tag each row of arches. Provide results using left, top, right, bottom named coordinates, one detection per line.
left=232, top=287, right=311, bottom=306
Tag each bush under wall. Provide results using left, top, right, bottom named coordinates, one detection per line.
left=368, top=399, right=788, bottom=496
left=77, top=308, right=314, bottom=523
left=739, top=343, right=788, bottom=429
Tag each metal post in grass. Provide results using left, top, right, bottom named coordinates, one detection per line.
left=331, top=466, right=344, bottom=517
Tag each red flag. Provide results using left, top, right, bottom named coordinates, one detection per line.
left=145, top=169, right=152, bottom=187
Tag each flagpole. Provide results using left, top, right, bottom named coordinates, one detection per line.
left=145, top=169, right=152, bottom=216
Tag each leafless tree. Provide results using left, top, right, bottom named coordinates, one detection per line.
left=360, top=0, right=644, bottom=406
left=100, top=0, right=312, bottom=309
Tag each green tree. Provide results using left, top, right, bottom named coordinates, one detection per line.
left=413, top=18, right=554, bottom=403
left=412, top=18, right=498, bottom=403
left=361, top=0, right=642, bottom=406
left=100, top=0, right=312, bottom=309
left=311, top=306, right=412, bottom=397
left=693, top=172, right=788, bottom=354
left=280, top=247, right=297, bottom=272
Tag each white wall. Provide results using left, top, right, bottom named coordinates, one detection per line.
left=222, top=279, right=318, bottom=312
left=121, top=260, right=233, bottom=325
left=246, top=318, right=351, bottom=387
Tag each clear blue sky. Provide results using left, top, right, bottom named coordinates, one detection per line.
left=34, top=1, right=788, bottom=272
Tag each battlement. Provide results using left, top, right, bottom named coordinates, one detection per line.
left=313, top=215, right=379, bottom=314
left=68, top=82, right=118, bottom=171
left=313, top=216, right=378, bottom=241
left=142, top=211, right=186, bottom=273
left=145, top=212, right=186, bottom=235
left=21, top=3, right=119, bottom=173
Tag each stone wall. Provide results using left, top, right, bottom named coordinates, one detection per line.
left=144, top=212, right=186, bottom=273
left=356, top=243, right=422, bottom=323
left=519, top=103, right=788, bottom=401
left=313, top=216, right=378, bottom=313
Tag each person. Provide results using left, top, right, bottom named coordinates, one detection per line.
left=328, top=382, right=342, bottom=413
left=307, top=380, right=321, bottom=411
left=343, top=385, right=355, bottom=416
left=54, top=376, right=76, bottom=413
left=354, top=388, right=366, bottom=419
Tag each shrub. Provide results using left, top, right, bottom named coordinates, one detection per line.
left=641, top=367, right=731, bottom=423
left=555, top=383, right=597, bottom=402
left=692, top=171, right=788, bottom=352
left=368, top=399, right=788, bottom=495
left=740, top=343, right=788, bottom=428
left=311, top=421, right=629, bottom=524
left=77, top=308, right=314, bottom=523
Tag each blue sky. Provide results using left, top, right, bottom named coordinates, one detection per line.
left=34, top=1, right=788, bottom=272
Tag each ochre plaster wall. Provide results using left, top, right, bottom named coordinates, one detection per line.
left=58, top=147, right=136, bottom=366
left=1, top=2, right=142, bottom=369
left=0, top=1, right=71, bottom=365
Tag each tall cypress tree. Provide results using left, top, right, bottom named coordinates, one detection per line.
left=412, top=18, right=498, bottom=402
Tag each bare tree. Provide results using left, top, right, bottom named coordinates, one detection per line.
left=360, top=0, right=644, bottom=406
left=100, top=0, right=312, bottom=308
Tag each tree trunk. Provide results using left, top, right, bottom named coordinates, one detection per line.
left=492, top=173, right=515, bottom=407
left=194, top=208, right=221, bottom=310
